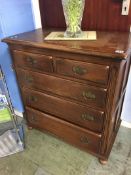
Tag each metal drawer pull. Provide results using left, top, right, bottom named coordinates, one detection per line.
left=81, top=114, right=95, bottom=121
left=30, top=116, right=38, bottom=123
left=26, top=77, right=34, bottom=83
left=83, top=91, right=96, bottom=99
left=72, top=66, right=87, bottom=75
left=80, top=137, right=89, bottom=144
left=29, top=96, right=38, bottom=102
left=26, top=57, right=37, bottom=65
left=26, top=57, right=32, bottom=62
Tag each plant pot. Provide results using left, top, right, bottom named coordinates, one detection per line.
left=62, top=0, right=85, bottom=38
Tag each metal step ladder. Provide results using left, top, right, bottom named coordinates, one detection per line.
left=0, top=66, right=24, bottom=157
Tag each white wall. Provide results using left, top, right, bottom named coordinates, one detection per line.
left=31, top=0, right=42, bottom=29
left=121, top=68, right=131, bottom=123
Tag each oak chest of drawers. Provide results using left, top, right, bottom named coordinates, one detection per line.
left=3, top=29, right=131, bottom=163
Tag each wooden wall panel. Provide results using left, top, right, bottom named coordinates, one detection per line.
left=39, top=0, right=65, bottom=29
left=96, top=0, right=131, bottom=31
left=82, top=0, right=98, bottom=30
left=39, top=0, right=131, bottom=32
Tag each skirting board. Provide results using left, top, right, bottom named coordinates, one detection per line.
left=14, top=110, right=23, bottom=118
left=121, top=120, right=131, bottom=128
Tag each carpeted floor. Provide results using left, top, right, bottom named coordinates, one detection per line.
left=0, top=125, right=131, bottom=175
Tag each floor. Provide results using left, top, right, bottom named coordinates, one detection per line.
left=0, top=124, right=131, bottom=175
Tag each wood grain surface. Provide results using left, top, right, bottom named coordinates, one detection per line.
left=39, top=0, right=131, bottom=32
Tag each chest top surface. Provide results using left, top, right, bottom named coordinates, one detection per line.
left=2, top=29, right=131, bottom=59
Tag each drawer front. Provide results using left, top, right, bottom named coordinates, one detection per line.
left=26, top=107, right=101, bottom=154
left=23, top=89, right=104, bottom=132
left=12, top=50, right=53, bottom=73
left=17, top=69, right=107, bottom=108
left=55, top=58, right=109, bottom=85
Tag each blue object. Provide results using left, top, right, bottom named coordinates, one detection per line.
left=0, top=0, right=35, bottom=112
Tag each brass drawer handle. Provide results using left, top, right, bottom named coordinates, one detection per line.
left=26, top=77, right=34, bottom=83
left=83, top=91, right=96, bottom=99
left=26, top=57, right=32, bottom=62
left=30, top=116, right=38, bottom=123
left=72, top=66, right=87, bottom=75
left=81, top=114, right=95, bottom=121
left=29, top=96, right=38, bottom=102
left=80, top=137, right=89, bottom=144
left=26, top=57, right=37, bottom=65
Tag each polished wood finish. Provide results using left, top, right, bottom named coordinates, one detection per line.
left=39, top=0, right=131, bottom=32
left=55, top=58, right=110, bottom=85
left=3, top=29, right=130, bottom=59
left=26, top=107, right=101, bottom=154
left=2, top=29, right=131, bottom=163
left=23, top=88, right=104, bottom=132
left=13, top=50, right=54, bottom=73
left=16, top=68, right=107, bottom=108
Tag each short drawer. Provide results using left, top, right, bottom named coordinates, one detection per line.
left=23, top=89, right=104, bottom=132
left=55, top=58, right=110, bottom=85
left=12, top=50, right=53, bottom=73
left=17, top=69, right=107, bottom=108
left=26, top=107, right=101, bottom=154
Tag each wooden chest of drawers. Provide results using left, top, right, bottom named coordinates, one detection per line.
left=3, top=29, right=131, bottom=164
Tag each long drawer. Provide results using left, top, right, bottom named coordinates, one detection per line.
left=23, top=89, right=104, bottom=132
left=12, top=50, right=53, bottom=73
left=17, top=69, right=107, bottom=108
left=26, top=107, right=101, bottom=154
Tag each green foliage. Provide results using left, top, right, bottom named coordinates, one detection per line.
left=62, top=0, right=85, bottom=36
left=0, top=108, right=11, bottom=123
